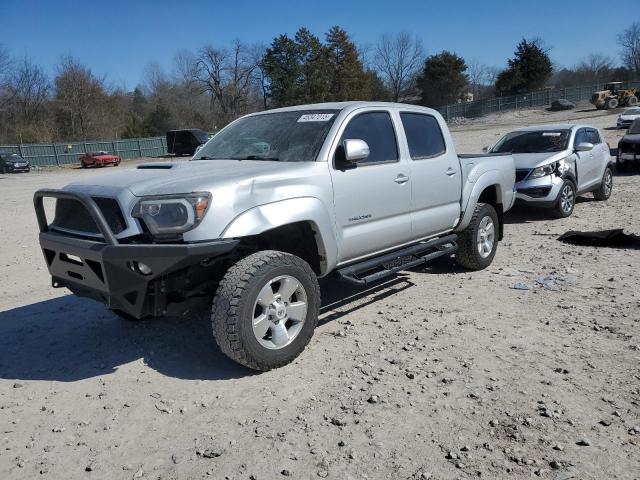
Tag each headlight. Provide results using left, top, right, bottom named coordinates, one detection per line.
left=132, top=193, right=210, bottom=235
left=529, top=162, right=557, bottom=179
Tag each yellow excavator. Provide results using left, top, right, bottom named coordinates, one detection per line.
left=590, top=82, right=638, bottom=110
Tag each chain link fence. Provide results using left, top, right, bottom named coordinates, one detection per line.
left=0, top=136, right=167, bottom=167
left=437, top=80, right=640, bottom=121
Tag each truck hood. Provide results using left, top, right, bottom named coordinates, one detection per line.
left=511, top=151, right=569, bottom=169
left=65, top=160, right=313, bottom=196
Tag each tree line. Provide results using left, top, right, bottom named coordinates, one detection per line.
left=0, top=22, right=639, bottom=144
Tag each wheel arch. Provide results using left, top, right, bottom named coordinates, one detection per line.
left=457, top=172, right=505, bottom=240
left=221, top=197, right=338, bottom=276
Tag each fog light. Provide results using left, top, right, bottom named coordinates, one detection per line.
left=133, top=261, right=152, bottom=275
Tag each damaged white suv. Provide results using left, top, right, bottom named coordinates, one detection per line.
left=488, top=124, right=614, bottom=217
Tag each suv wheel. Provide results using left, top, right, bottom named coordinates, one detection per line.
left=456, top=203, right=499, bottom=270
left=211, top=250, right=320, bottom=371
left=554, top=180, right=576, bottom=218
left=593, top=167, right=613, bottom=201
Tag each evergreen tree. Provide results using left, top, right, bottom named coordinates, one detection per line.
left=417, top=51, right=468, bottom=108
left=325, top=26, right=370, bottom=101
left=495, top=38, right=552, bottom=94
left=295, top=28, right=330, bottom=103
left=262, top=34, right=302, bottom=107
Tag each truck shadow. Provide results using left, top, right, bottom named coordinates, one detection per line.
left=0, top=277, right=417, bottom=383
left=0, top=295, right=249, bottom=382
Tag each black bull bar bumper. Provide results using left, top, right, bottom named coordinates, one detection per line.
left=34, top=189, right=238, bottom=318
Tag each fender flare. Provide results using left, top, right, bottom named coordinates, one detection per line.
left=456, top=170, right=506, bottom=233
left=221, top=197, right=338, bottom=276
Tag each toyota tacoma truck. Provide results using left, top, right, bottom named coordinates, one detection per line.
left=34, top=102, right=516, bottom=370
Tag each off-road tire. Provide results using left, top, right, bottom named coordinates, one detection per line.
left=455, top=203, right=499, bottom=271
left=211, top=250, right=320, bottom=371
left=553, top=179, right=576, bottom=218
left=593, top=166, right=613, bottom=201
left=605, top=97, right=619, bottom=109
left=627, top=95, right=638, bottom=106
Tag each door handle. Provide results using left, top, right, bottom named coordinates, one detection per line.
left=395, top=174, right=409, bottom=184
left=445, top=167, right=457, bottom=176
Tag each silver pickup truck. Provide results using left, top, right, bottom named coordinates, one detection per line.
left=34, top=102, right=516, bottom=370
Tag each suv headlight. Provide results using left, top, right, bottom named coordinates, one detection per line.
left=529, top=162, right=557, bottom=179
left=132, top=193, right=210, bottom=235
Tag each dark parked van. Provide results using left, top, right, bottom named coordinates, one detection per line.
left=166, top=129, right=209, bottom=155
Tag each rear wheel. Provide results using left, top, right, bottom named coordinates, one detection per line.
left=211, top=251, right=320, bottom=371
left=553, top=180, right=576, bottom=218
left=626, top=96, right=638, bottom=107
left=456, top=203, right=499, bottom=271
left=593, top=167, right=613, bottom=201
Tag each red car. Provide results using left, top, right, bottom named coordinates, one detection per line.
left=80, top=151, right=121, bottom=168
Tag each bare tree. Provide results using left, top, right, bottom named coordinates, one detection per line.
left=577, top=53, right=615, bottom=84
left=0, top=44, right=14, bottom=109
left=374, top=32, right=424, bottom=102
left=7, top=58, right=50, bottom=125
left=618, top=22, right=640, bottom=73
left=467, top=60, right=488, bottom=99
left=54, top=56, right=107, bottom=139
left=192, top=40, right=262, bottom=124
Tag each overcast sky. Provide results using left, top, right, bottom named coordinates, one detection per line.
left=2, top=0, right=637, bottom=89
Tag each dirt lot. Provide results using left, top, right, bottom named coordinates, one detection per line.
left=1, top=107, right=638, bottom=480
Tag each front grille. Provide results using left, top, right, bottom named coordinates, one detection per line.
left=52, top=197, right=126, bottom=236
left=515, top=169, right=531, bottom=182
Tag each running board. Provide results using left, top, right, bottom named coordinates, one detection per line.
left=336, top=234, right=458, bottom=285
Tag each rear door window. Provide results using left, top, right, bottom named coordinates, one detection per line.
left=339, top=111, right=398, bottom=164
left=400, top=113, right=446, bottom=159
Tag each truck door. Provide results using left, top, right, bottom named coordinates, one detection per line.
left=398, top=112, right=462, bottom=238
left=329, top=110, right=413, bottom=263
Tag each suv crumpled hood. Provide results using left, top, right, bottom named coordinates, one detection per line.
left=65, top=160, right=312, bottom=196
left=512, top=151, right=569, bottom=169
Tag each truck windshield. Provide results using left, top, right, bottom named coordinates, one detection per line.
left=491, top=130, right=571, bottom=153
left=194, top=110, right=339, bottom=162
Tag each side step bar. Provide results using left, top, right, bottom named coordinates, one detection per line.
left=337, top=234, right=458, bottom=285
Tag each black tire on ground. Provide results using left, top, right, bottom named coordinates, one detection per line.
left=455, top=203, right=499, bottom=271
left=605, top=97, right=619, bottom=109
left=211, top=250, right=320, bottom=371
left=627, top=96, right=638, bottom=106
left=553, top=179, right=576, bottom=218
left=593, top=167, right=613, bottom=201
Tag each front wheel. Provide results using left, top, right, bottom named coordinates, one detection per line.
left=211, top=251, right=320, bottom=371
left=553, top=180, right=576, bottom=218
left=456, top=203, right=499, bottom=270
left=593, top=167, right=613, bottom=201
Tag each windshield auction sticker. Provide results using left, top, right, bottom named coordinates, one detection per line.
left=297, top=113, right=334, bottom=122
left=542, top=132, right=562, bottom=136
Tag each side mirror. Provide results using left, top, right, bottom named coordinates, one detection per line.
left=482, top=145, right=491, bottom=153
left=575, top=142, right=594, bottom=152
left=343, top=139, right=370, bottom=163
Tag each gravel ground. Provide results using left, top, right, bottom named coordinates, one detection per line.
left=1, top=107, right=638, bottom=480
